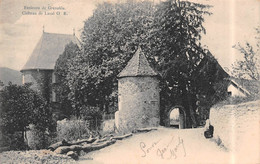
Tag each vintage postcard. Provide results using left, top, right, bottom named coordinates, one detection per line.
left=0, top=0, right=259, bottom=163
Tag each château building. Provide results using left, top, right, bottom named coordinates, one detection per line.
left=20, top=31, right=80, bottom=105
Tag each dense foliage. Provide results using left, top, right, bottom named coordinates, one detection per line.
left=54, top=42, right=80, bottom=118
left=66, top=1, right=155, bottom=116
left=55, top=0, right=229, bottom=127
left=0, top=83, right=53, bottom=150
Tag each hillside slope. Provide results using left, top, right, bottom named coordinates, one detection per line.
left=0, top=67, right=22, bottom=85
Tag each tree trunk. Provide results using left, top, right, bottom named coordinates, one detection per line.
left=24, top=127, right=29, bottom=149
left=99, top=103, right=104, bottom=112
left=186, top=84, right=197, bottom=128
left=20, top=129, right=27, bottom=150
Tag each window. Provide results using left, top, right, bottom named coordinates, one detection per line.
left=52, top=72, right=56, bottom=83
left=52, top=90, right=56, bottom=102
left=22, top=74, right=25, bottom=84
left=22, top=73, right=34, bottom=84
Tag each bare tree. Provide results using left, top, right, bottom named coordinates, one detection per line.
left=232, top=26, right=260, bottom=81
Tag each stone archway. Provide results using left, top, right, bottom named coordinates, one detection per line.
left=165, top=106, right=186, bottom=129
left=169, top=108, right=179, bottom=128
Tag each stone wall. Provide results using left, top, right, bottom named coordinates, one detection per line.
left=210, top=100, right=260, bottom=157
left=117, top=76, right=160, bottom=132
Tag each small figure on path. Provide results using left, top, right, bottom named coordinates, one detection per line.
left=204, top=119, right=214, bottom=138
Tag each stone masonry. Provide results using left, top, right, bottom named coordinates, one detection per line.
left=116, top=47, right=160, bottom=132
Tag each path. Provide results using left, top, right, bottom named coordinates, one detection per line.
left=78, top=127, right=233, bottom=164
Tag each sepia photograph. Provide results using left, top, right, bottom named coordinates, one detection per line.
left=0, top=0, right=259, bottom=163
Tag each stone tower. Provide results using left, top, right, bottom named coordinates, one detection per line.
left=116, top=47, right=160, bottom=132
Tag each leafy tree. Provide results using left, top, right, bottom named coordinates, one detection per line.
left=67, top=1, right=155, bottom=116
left=54, top=42, right=80, bottom=118
left=0, top=83, right=53, bottom=149
left=60, top=0, right=228, bottom=127
left=232, top=26, right=260, bottom=81
left=148, top=0, right=212, bottom=127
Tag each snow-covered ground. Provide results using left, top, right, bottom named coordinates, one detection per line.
left=210, top=100, right=260, bottom=164
left=78, top=127, right=231, bottom=164
left=1, top=100, right=258, bottom=164
left=78, top=100, right=260, bottom=164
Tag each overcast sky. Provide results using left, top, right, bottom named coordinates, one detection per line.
left=0, top=0, right=259, bottom=72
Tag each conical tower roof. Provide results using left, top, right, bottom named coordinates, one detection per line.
left=118, top=47, right=158, bottom=78
left=21, top=32, right=80, bottom=71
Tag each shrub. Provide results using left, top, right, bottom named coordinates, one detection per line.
left=26, top=124, right=56, bottom=150
left=102, top=120, right=115, bottom=134
left=0, top=132, right=28, bottom=151
left=56, top=118, right=91, bottom=142
left=0, top=83, right=53, bottom=150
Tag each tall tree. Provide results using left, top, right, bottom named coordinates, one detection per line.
left=54, top=42, right=80, bottom=118
left=67, top=1, right=155, bottom=115
left=148, top=0, right=211, bottom=127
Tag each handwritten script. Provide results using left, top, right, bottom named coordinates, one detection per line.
left=140, top=139, right=161, bottom=157
left=140, top=135, right=186, bottom=160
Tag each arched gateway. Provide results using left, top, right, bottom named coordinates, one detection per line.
left=166, top=106, right=186, bottom=129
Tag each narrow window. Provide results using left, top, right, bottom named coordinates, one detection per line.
left=22, top=74, right=25, bottom=84
left=52, top=90, right=56, bottom=102
left=52, top=72, right=56, bottom=83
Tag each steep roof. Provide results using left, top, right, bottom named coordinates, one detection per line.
left=229, top=77, right=260, bottom=96
left=21, top=32, right=80, bottom=71
left=195, top=51, right=229, bottom=79
left=118, top=47, right=158, bottom=78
